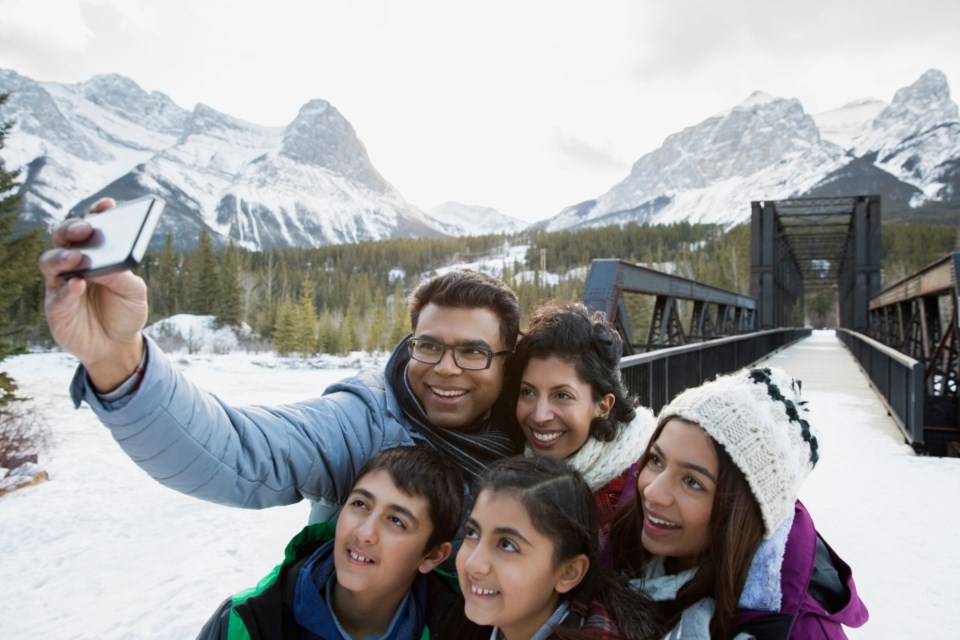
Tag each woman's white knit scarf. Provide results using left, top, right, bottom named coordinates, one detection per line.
left=524, top=405, right=656, bottom=490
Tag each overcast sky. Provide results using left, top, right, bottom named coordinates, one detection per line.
left=1, top=0, right=958, bottom=223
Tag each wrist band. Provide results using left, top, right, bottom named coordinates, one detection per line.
left=96, top=347, right=148, bottom=401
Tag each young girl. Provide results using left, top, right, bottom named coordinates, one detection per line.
left=611, top=366, right=869, bottom=639
left=504, top=300, right=654, bottom=551
left=456, top=455, right=662, bottom=640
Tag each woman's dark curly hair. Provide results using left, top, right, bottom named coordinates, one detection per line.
left=504, top=300, right=637, bottom=446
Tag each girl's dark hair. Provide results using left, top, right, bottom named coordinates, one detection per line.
left=504, top=300, right=637, bottom=446
left=477, top=456, right=662, bottom=640
left=610, top=420, right=765, bottom=639
left=355, top=446, right=467, bottom=553
left=409, top=269, right=521, bottom=351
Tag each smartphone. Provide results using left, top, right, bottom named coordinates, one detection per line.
left=61, top=196, right=166, bottom=279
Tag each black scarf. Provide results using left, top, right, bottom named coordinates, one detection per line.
left=385, top=339, right=519, bottom=483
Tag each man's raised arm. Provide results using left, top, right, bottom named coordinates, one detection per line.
left=38, top=198, right=147, bottom=392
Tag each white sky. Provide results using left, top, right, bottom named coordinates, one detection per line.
left=1, top=0, right=958, bottom=223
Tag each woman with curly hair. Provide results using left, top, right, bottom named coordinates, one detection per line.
left=503, top=300, right=654, bottom=554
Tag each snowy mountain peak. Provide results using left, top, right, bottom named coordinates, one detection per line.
left=0, top=69, right=94, bottom=158
left=179, top=102, right=273, bottom=144
left=81, top=72, right=144, bottom=92
left=878, top=68, right=958, bottom=132
left=280, top=98, right=386, bottom=189
left=894, top=69, right=953, bottom=107
left=426, top=201, right=529, bottom=236
left=295, top=98, right=334, bottom=117
left=848, top=68, right=960, bottom=201
left=711, top=90, right=784, bottom=119
left=546, top=69, right=960, bottom=232
left=736, top=90, right=778, bottom=110
left=1, top=69, right=462, bottom=247
left=76, top=73, right=188, bottom=135
left=631, top=95, right=818, bottom=194
left=813, top=98, right=887, bottom=150
left=543, top=92, right=832, bottom=231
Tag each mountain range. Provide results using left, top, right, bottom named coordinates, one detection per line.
left=1, top=68, right=957, bottom=251
left=542, top=69, right=960, bottom=232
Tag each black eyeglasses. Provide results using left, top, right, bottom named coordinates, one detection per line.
left=407, top=337, right=512, bottom=371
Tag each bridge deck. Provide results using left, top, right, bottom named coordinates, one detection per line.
left=755, top=330, right=959, bottom=637
left=760, top=329, right=905, bottom=446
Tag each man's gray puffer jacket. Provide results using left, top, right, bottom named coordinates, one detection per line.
left=71, top=336, right=422, bottom=522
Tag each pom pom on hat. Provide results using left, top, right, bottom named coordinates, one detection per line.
left=656, top=366, right=819, bottom=537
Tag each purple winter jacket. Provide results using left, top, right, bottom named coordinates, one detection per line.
left=736, top=501, right=869, bottom=639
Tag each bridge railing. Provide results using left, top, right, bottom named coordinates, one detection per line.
left=837, top=328, right=924, bottom=448
left=619, top=328, right=811, bottom=414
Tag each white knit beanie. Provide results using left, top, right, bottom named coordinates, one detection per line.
left=656, top=366, right=820, bottom=537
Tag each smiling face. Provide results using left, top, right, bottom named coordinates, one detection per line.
left=456, top=490, right=587, bottom=640
left=636, top=419, right=719, bottom=570
left=333, top=470, right=450, bottom=614
left=406, top=303, right=507, bottom=431
left=515, top=356, right=614, bottom=459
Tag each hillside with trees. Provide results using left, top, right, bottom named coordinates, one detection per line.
left=4, top=202, right=956, bottom=358
left=2, top=209, right=955, bottom=360
left=129, top=219, right=960, bottom=355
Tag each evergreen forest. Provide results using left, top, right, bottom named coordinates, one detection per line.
left=5, top=217, right=948, bottom=357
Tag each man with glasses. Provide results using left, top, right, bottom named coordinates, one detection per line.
left=40, top=217, right=522, bottom=522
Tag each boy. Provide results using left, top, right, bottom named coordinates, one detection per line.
left=198, top=446, right=486, bottom=639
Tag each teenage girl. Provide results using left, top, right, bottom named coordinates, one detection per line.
left=456, top=455, right=663, bottom=640
left=504, top=300, right=654, bottom=551
left=611, top=367, right=868, bottom=639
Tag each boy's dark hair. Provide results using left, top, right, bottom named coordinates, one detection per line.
left=476, top=456, right=662, bottom=640
left=505, top=300, right=636, bottom=443
left=409, top=269, right=521, bottom=351
left=354, top=446, right=467, bottom=552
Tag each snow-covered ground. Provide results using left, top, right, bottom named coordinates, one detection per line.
left=1, top=329, right=958, bottom=638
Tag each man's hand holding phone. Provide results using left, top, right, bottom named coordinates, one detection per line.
left=60, top=196, right=165, bottom=279
left=39, top=196, right=164, bottom=393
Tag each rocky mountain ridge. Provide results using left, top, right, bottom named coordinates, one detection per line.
left=2, top=68, right=957, bottom=252
left=0, top=69, right=453, bottom=250
left=541, top=69, right=959, bottom=231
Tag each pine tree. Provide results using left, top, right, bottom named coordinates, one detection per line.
left=366, top=286, right=388, bottom=352
left=389, top=277, right=410, bottom=348
left=154, top=234, right=179, bottom=318
left=353, top=272, right=373, bottom=319
left=336, top=291, right=359, bottom=355
left=317, top=310, right=337, bottom=354
left=216, top=241, right=243, bottom=327
left=297, top=277, right=317, bottom=355
left=272, top=297, right=299, bottom=356
left=254, top=251, right=281, bottom=338
left=187, top=227, right=219, bottom=316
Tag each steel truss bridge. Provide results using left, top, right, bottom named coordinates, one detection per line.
left=581, top=195, right=959, bottom=455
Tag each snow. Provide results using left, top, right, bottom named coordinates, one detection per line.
left=426, top=201, right=529, bottom=236
left=812, top=99, right=887, bottom=150
left=0, top=329, right=957, bottom=638
left=430, top=243, right=531, bottom=279
left=722, top=90, right=779, bottom=115
left=144, top=315, right=248, bottom=354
